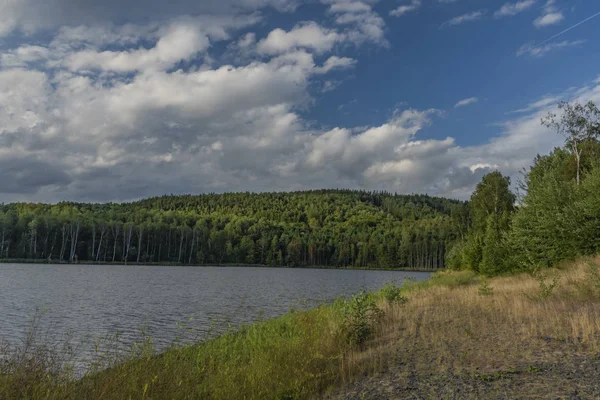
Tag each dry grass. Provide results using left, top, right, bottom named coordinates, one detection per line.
left=378, top=257, right=600, bottom=368
left=333, top=257, right=600, bottom=399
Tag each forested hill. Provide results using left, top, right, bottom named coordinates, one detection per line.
left=0, top=190, right=467, bottom=269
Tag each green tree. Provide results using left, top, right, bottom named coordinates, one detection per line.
left=542, top=101, right=600, bottom=185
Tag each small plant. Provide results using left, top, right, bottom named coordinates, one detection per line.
left=380, top=281, right=408, bottom=304
left=477, top=279, right=494, bottom=296
left=343, top=291, right=384, bottom=347
left=536, top=272, right=559, bottom=300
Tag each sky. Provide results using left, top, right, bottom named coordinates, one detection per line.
left=0, top=0, right=599, bottom=203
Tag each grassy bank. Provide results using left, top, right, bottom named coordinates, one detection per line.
left=2, top=258, right=600, bottom=399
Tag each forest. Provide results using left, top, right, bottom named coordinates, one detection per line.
left=0, top=190, right=467, bottom=269
left=4, top=101, right=597, bottom=272
left=448, top=100, right=600, bottom=275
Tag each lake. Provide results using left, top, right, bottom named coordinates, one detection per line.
left=0, top=263, right=430, bottom=365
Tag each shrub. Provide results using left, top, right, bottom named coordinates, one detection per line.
left=380, top=281, right=408, bottom=304
left=535, top=272, right=559, bottom=300
left=343, top=291, right=383, bottom=347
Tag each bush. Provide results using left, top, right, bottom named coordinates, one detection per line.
left=534, top=272, right=559, bottom=300
left=380, top=281, right=408, bottom=304
left=343, top=291, right=383, bottom=347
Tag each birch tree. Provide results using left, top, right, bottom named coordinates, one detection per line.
left=542, top=101, right=600, bottom=185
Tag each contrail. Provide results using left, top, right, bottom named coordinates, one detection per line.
left=537, top=9, right=600, bottom=47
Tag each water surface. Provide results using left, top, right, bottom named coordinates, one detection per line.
left=0, top=263, right=430, bottom=361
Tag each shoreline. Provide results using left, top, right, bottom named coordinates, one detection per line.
left=0, top=259, right=438, bottom=273
left=2, top=257, right=600, bottom=399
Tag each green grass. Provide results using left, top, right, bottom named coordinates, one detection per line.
left=0, top=286, right=407, bottom=400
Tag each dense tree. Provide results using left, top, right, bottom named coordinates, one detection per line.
left=451, top=101, right=600, bottom=275
left=0, top=191, right=466, bottom=270
left=469, top=171, right=515, bottom=236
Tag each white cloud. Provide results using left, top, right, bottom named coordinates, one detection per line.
left=390, top=0, right=421, bottom=17
left=324, top=0, right=387, bottom=45
left=441, top=10, right=486, bottom=28
left=0, top=45, right=51, bottom=68
left=517, top=40, right=584, bottom=57
left=454, top=97, right=479, bottom=108
left=509, top=96, right=559, bottom=113
left=257, top=22, right=343, bottom=54
left=2, top=4, right=600, bottom=203
left=66, top=24, right=211, bottom=72
left=533, top=0, right=563, bottom=28
left=494, top=0, right=536, bottom=18
left=534, top=12, right=564, bottom=27
left=315, top=56, right=357, bottom=73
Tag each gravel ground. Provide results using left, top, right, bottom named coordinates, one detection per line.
left=330, top=350, right=600, bottom=399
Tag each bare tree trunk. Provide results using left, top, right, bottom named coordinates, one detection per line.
left=188, top=228, right=196, bottom=264
left=136, top=226, right=144, bottom=263
left=111, top=224, right=121, bottom=262
left=60, top=225, right=67, bottom=261
left=91, top=224, right=96, bottom=260
left=96, top=228, right=105, bottom=262
left=123, top=224, right=133, bottom=263
left=69, top=220, right=81, bottom=262
left=178, top=228, right=185, bottom=263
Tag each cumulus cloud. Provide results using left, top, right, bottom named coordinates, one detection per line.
left=494, top=0, right=536, bottom=18
left=257, top=22, right=343, bottom=54
left=454, top=97, right=479, bottom=108
left=323, top=0, right=387, bottom=45
left=1, top=1, right=599, bottom=203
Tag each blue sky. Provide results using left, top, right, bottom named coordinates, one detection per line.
left=0, top=0, right=599, bottom=202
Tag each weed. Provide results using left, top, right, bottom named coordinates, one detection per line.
left=477, top=279, right=494, bottom=296
left=535, top=273, right=559, bottom=300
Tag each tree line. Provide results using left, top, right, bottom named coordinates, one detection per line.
left=447, top=101, right=600, bottom=274
left=0, top=190, right=466, bottom=269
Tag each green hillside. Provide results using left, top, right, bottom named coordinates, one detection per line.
left=0, top=190, right=467, bottom=269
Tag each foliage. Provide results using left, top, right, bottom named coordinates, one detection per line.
left=343, top=291, right=384, bottom=347
left=534, top=272, right=559, bottom=300
left=450, top=101, right=600, bottom=275
left=380, top=281, right=408, bottom=304
left=477, top=279, right=494, bottom=296
left=542, top=101, right=600, bottom=185
left=0, top=190, right=466, bottom=270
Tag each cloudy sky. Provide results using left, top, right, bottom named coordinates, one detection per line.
left=1, top=0, right=599, bottom=203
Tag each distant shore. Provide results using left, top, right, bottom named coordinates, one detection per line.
left=0, top=258, right=437, bottom=273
